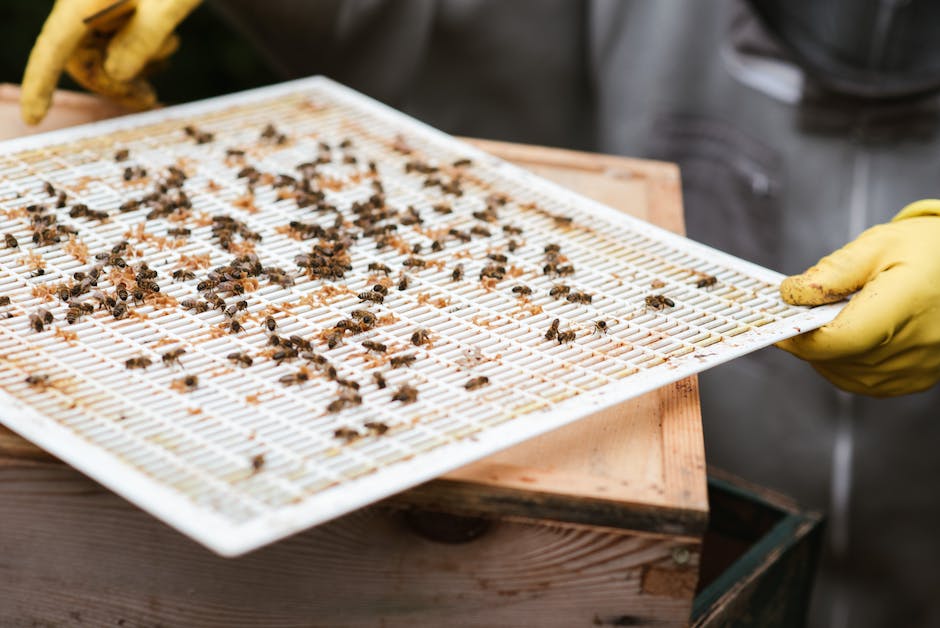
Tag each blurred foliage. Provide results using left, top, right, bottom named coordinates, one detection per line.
left=1, top=1, right=278, bottom=104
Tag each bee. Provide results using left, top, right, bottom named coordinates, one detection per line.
left=545, top=244, right=561, bottom=254
left=302, top=352, right=328, bottom=366
left=161, top=348, right=186, bottom=367
left=111, top=301, right=127, bottom=319
left=362, top=340, right=387, bottom=353
left=25, top=374, right=50, bottom=388
left=479, top=264, right=505, bottom=280
left=373, top=372, right=387, bottom=389
left=544, top=263, right=574, bottom=276
left=470, top=225, right=491, bottom=238
left=264, top=316, right=277, bottom=331
left=224, top=304, right=241, bottom=318
left=511, top=285, right=532, bottom=296
left=464, top=376, right=489, bottom=391
left=229, top=320, right=244, bottom=334
left=364, top=421, right=389, bottom=435
left=172, top=269, right=196, bottom=282
left=549, top=284, right=570, bottom=299
left=451, top=264, right=464, bottom=281
left=449, top=229, right=471, bottom=242
left=594, top=320, right=608, bottom=334
left=411, top=329, right=431, bottom=346
left=433, top=203, right=453, bottom=215
left=290, top=335, right=313, bottom=351
left=0, top=296, right=10, bottom=306
left=351, top=310, right=376, bottom=326
left=326, top=331, right=344, bottom=349
left=65, top=305, right=84, bottom=324
left=503, top=225, right=523, bottom=235
left=696, top=275, right=718, bottom=289
left=545, top=318, right=560, bottom=341
left=180, top=299, right=208, bottom=313
left=557, top=330, right=577, bottom=344
left=452, top=158, right=472, bottom=168
left=271, top=347, right=297, bottom=366
left=358, top=291, right=384, bottom=303
left=43, top=181, right=56, bottom=196
left=390, top=353, right=416, bottom=369
left=487, top=253, right=508, bottom=263
left=507, top=239, right=521, bottom=253
left=567, top=292, right=593, bottom=304
left=125, top=356, right=152, bottom=369
left=336, top=378, right=360, bottom=390
left=4, top=233, right=18, bottom=248
left=329, top=392, right=364, bottom=415
left=57, top=286, right=71, bottom=302
left=206, top=294, right=225, bottom=310
left=37, top=308, right=53, bottom=324
left=175, top=375, right=199, bottom=391
left=183, top=125, right=213, bottom=144
left=431, top=239, right=444, bottom=252
left=279, top=370, right=310, bottom=386
left=645, top=294, right=676, bottom=310
left=332, top=426, right=360, bottom=439
left=372, top=284, right=388, bottom=296
left=391, top=384, right=418, bottom=404
left=368, top=262, right=392, bottom=275
left=227, top=352, right=254, bottom=367
left=402, top=257, right=426, bottom=268
left=114, top=149, right=129, bottom=162
left=167, top=227, right=191, bottom=237
left=250, top=454, right=265, bottom=472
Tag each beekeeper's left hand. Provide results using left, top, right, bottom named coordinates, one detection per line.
left=777, top=199, right=940, bottom=397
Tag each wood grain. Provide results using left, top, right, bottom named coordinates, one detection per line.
left=0, top=462, right=698, bottom=627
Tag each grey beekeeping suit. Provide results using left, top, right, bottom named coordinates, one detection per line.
left=213, top=1, right=940, bottom=626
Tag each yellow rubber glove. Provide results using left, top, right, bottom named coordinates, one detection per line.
left=21, top=0, right=200, bottom=125
left=777, top=199, right=940, bottom=396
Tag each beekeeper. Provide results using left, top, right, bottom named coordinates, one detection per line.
left=20, top=1, right=940, bottom=626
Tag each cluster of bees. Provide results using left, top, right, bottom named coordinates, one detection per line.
left=6, top=118, right=726, bottom=447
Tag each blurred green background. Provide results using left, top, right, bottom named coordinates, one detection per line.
left=2, top=1, right=278, bottom=104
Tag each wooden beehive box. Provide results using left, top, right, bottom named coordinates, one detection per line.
left=0, top=86, right=707, bottom=627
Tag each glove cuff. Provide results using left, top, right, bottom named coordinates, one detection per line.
left=892, top=199, right=940, bottom=221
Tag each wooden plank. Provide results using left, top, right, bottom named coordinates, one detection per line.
left=0, top=83, right=129, bottom=141
left=0, top=89, right=707, bottom=536
left=0, top=462, right=699, bottom=627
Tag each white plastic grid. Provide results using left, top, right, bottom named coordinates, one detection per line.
left=0, top=77, right=841, bottom=555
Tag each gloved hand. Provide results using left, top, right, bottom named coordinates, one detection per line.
left=21, top=0, right=201, bottom=125
left=777, top=199, right=940, bottom=397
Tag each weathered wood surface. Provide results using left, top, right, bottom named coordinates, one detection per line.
left=0, top=462, right=699, bottom=627
left=0, top=88, right=705, bottom=627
